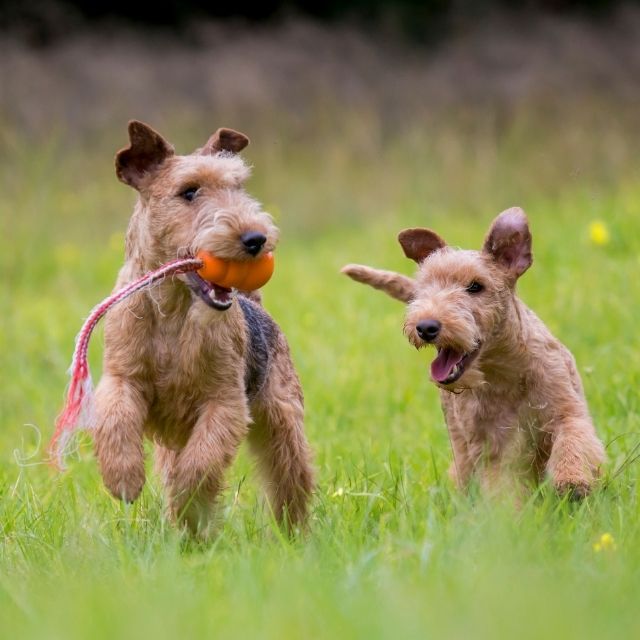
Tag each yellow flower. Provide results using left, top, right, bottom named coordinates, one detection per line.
left=593, top=532, right=616, bottom=552
left=331, top=487, right=345, bottom=498
left=588, top=221, right=610, bottom=246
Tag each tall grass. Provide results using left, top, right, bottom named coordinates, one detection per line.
left=1, top=15, right=640, bottom=639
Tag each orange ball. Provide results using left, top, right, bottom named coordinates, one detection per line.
left=196, top=250, right=275, bottom=290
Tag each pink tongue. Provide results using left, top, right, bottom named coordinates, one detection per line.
left=431, top=347, right=464, bottom=382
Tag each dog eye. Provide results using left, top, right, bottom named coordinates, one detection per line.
left=180, top=187, right=199, bottom=202
left=466, top=281, right=484, bottom=294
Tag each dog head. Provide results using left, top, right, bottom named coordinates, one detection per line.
left=116, top=120, right=279, bottom=311
left=401, top=208, right=533, bottom=390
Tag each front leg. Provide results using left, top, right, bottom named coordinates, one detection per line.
left=456, top=415, right=516, bottom=496
left=546, top=415, right=605, bottom=498
left=94, top=374, right=148, bottom=502
left=441, top=397, right=475, bottom=489
left=162, top=395, right=250, bottom=538
left=446, top=424, right=474, bottom=489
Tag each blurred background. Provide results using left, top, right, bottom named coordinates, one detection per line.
left=3, top=0, right=640, bottom=237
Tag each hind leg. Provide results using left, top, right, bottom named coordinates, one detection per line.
left=248, top=345, right=315, bottom=529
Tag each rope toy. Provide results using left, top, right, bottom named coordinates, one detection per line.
left=50, top=251, right=275, bottom=469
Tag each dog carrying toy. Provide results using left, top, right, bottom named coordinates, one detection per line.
left=50, top=251, right=275, bottom=468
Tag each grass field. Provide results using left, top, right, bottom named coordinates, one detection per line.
left=2, top=20, right=640, bottom=639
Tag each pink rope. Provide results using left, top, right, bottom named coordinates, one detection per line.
left=50, top=256, right=203, bottom=469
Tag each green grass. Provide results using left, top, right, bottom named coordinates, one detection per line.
left=1, top=121, right=640, bottom=639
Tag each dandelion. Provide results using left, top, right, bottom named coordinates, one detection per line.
left=588, top=221, right=610, bottom=246
left=593, top=532, right=616, bottom=552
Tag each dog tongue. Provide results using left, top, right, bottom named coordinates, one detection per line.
left=431, top=347, right=464, bottom=383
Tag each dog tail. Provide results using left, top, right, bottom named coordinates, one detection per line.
left=341, top=264, right=415, bottom=303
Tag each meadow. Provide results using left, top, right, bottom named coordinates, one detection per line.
left=1, top=16, right=640, bottom=639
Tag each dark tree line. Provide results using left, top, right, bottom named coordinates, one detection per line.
left=0, top=0, right=633, bottom=44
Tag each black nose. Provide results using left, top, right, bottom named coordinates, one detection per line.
left=241, top=231, right=267, bottom=256
left=416, top=319, right=441, bottom=342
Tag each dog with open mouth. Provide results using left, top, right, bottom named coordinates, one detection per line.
left=343, top=208, right=605, bottom=498
left=92, top=121, right=315, bottom=537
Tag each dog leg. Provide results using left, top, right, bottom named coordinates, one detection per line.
left=447, top=426, right=474, bottom=489
left=462, top=426, right=516, bottom=497
left=546, top=416, right=605, bottom=498
left=94, top=374, right=148, bottom=502
left=441, top=400, right=474, bottom=489
left=248, top=347, right=315, bottom=530
left=341, top=264, right=415, bottom=303
left=164, top=395, right=249, bottom=537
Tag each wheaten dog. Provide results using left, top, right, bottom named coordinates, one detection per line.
left=343, top=208, right=604, bottom=497
left=94, top=121, right=315, bottom=536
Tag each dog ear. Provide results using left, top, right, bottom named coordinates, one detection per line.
left=201, top=128, right=250, bottom=155
left=342, top=264, right=416, bottom=303
left=398, top=228, right=446, bottom=263
left=483, top=207, right=532, bottom=278
left=115, top=121, right=174, bottom=189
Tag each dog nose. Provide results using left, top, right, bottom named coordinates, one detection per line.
left=416, top=319, right=441, bottom=342
left=241, top=231, right=267, bottom=256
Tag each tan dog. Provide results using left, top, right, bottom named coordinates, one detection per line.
left=93, top=121, right=315, bottom=536
left=343, top=208, right=605, bottom=497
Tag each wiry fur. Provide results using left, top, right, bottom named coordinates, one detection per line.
left=94, top=121, right=315, bottom=537
left=343, top=208, right=605, bottom=498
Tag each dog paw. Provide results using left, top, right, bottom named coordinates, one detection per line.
left=102, top=465, right=146, bottom=503
left=554, top=480, right=592, bottom=501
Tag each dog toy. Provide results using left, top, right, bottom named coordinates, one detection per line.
left=196, top=250, right=274, bottom=290
left=50, top=251, right=274, bottom=468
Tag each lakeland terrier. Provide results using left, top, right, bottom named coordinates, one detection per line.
left=94, top=121, right=315, bottom=536
left=343, top=208, right=605, bottom=497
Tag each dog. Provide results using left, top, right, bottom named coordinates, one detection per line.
left=343, top=208, right=605, bottom=497
left=93, top=121, right=315, bottom=536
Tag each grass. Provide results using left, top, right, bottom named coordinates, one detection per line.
left=1, top=99, right=640, bottom=637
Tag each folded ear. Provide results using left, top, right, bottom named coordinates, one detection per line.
left=115, top=121, right=174, bottom=189
left=398, top=228, right=446, bottom=263
left=200, top=128, right=250, bottom=155
left=483, top=207, right=532, bottom=279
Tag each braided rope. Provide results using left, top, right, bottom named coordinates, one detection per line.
left=49, top=256, right=203, bottom=469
